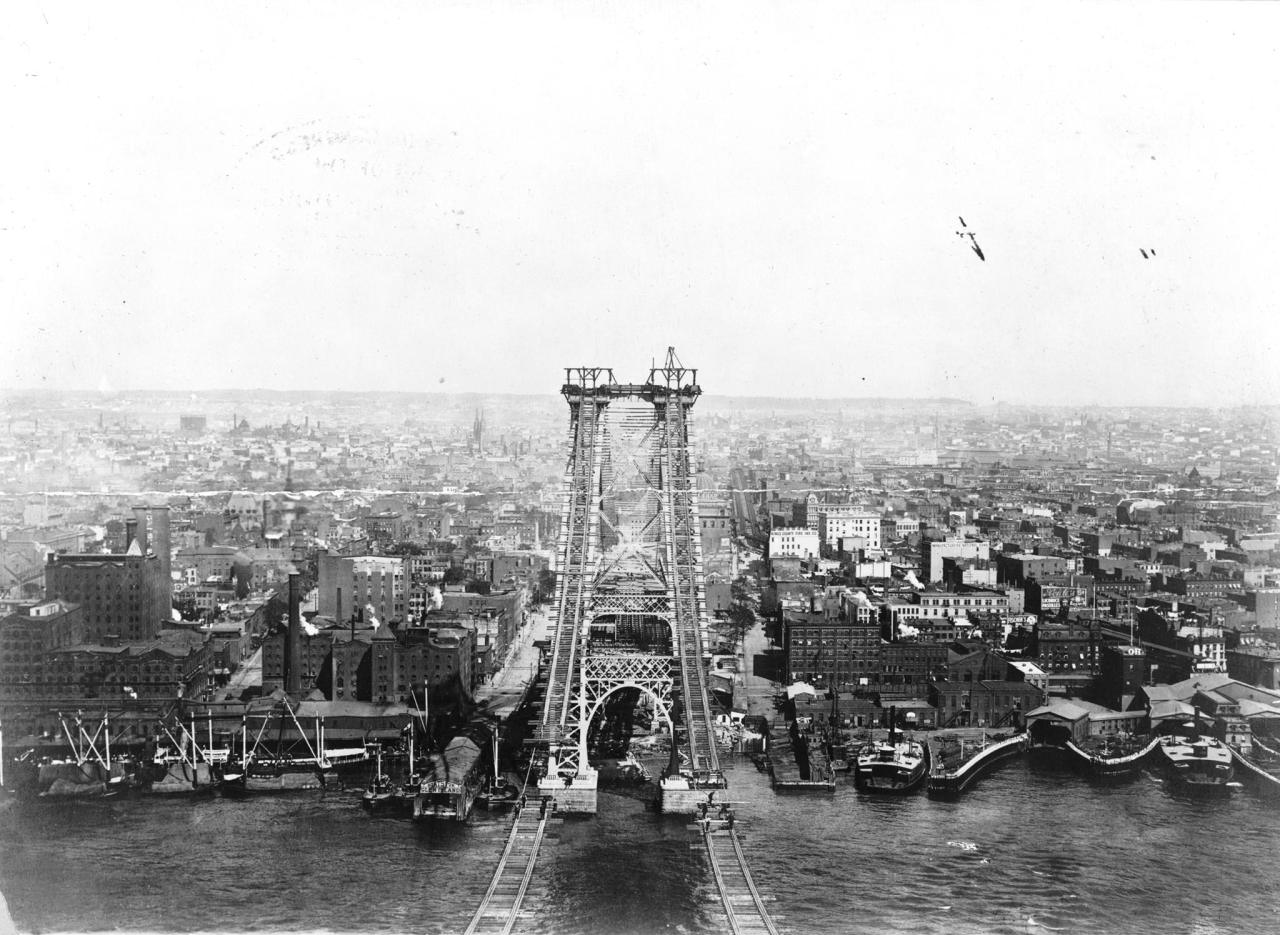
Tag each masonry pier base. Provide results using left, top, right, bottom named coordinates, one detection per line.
left=659, top=774, right=729, bottom=814
left=537, top=768, right=598, bottom=814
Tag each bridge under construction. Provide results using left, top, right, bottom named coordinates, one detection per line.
left=462, top=350, right=780, bottom=935
left=535, top=348, right=724, bottom=814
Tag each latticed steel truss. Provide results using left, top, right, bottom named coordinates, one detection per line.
left=540, top=351, right=719, bottom=780
left=580, top=653, right=675, bottom=741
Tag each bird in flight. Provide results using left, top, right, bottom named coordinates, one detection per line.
left=956, top=217, right=986, bottom=261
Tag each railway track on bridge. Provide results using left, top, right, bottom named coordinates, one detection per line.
left=700, top=822, right=782, bottom=935
left=463, top=801, right=556, bottom=935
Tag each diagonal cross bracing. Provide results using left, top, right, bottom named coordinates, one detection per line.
left=539, top=360, right=720, bottom=781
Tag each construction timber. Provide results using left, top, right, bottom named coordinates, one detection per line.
left=537, top=349, right=725, bottom=814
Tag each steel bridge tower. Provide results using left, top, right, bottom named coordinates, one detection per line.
left=537, top=348, right=725, bottom=813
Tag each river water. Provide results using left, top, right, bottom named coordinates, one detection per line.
left=2, top=755, right=1278, bottom=935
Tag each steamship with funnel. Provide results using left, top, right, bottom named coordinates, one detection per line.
left=854, top=710, right=929, bottom=794
left=1157, top=712, right=1235, bottom=793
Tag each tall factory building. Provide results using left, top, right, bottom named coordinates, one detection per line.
left=45, top=505, right=173, bottom=642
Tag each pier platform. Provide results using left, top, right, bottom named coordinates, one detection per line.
left=927, top=730, right=1027, bottom=797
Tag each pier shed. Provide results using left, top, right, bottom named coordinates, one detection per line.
left=1026, top=699, right=1090, bottom=745
left=892, top=699, right=938, bottom=730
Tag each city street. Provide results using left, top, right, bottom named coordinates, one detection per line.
left=739, top=575, right=781, bottom=720
left=214, top=646, right=262, bottom=702
left=476, top=605, right=550, bottom=719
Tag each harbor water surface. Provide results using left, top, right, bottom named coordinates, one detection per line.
left=2, top=757, right=1279, bottom=935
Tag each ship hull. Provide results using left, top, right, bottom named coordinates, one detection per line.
left=240, top=769, right=336, bottom=792
left=1157, top=738, right=1235, bottom=794
left=412, top=786, right=478, bottom=821
left=855, top=761, right=928, bottom=794
left=855, top=740, right=929, bottom=794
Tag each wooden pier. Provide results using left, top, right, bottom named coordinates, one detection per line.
left=927, top=731, right=1028, bottom=797
left=767, top=725, right=836, bottom=792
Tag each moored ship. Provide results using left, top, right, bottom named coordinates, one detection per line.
left=1157, top=732, right=1235, bottom=792
left=854, top=725, right=928, bottom=794
left=36, top=713, right=137, bottom=798
left=1069, top=733, right=1159, bottom=780
left=413, top=725, right=488, bottom=821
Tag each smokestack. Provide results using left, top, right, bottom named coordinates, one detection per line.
left=152, top=506, right=171, bottom=594
left=132, top=505, right=149, bottom=554
left=287, top=573, right=302, bottom=694
left=124, top=519, right=138, bottom=553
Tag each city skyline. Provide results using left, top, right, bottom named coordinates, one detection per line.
left=3, top=3, right=1278, bottom=407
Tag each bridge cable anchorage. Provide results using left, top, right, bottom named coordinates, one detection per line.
left=463, top=801, right=554, bottom=935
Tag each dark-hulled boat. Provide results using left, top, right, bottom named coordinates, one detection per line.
left=854, top=723, right=928, bottom=794
left=1157, top=733, right=1235, bottom=793
left=413, top=725, right=489, bottom=821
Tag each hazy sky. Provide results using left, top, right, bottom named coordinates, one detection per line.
left=3, top=2, right=1278, bottom=406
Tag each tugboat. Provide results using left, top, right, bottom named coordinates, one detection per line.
left=361, top=746, right=398, bottom=810
left=826, top=734, right=851, bottom=774
left=1157, top=713, right=1235, bottom=793
left=854, top=709, right=928, bottom=794
left=475, top=730, right=520, bottom=810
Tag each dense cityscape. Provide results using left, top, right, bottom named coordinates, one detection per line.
left=1, top=384, right=1279, bottom=929
left=5, top=3, right=1280, bottom=932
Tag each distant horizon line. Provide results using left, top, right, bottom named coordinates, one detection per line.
left=1, top=387, right=1278, bottom=411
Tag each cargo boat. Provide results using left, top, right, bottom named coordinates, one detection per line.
left=413, top=724, right=490, bottom=821
left=221, top=700, right=358, bottom=794
left=37, top=713, right=136, bottom=798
